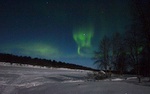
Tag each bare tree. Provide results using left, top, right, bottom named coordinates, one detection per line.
left=93, top=35, right=111, bottom=71
left=125, top=25, right=144, bottom=82
left=132, top=0, right=150, bottom=81
left=111, top=32, right=127, bottom=75
left=126, top=0, right=150, bottom=82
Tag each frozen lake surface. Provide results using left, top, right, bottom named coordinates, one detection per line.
left=0, top=63, right=150, bottom=94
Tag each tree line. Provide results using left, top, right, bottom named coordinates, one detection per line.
left=0, top=53, right=96, bottom=71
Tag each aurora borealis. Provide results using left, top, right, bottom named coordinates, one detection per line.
left=0, top=0, right=132, bottom=68
left=73, top=24, right=94, bottom=56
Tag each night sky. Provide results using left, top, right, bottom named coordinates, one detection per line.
left=0, top=0, right=132, bottom=68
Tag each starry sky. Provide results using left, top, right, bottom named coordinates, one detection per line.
left=0, top=0, right=132, bottom=68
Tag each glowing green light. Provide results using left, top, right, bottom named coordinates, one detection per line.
left=138, top=47, right=143, bottom=54
left=15, top=42, right=60, bottom=58
left=3, top=42, right=60, bottom=58
left=73, top=25, right=94, bottom=56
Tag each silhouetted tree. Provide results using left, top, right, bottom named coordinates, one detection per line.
left=111, top=32, right=127, bottom=74
left=125, top=26, right=144, bottom=82
left=93, top=35, right=111, bottom=71
left=126, top=0, right=150, bottom=82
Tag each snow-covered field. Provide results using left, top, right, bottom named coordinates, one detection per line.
left=0, top=62, right=150, bottom=94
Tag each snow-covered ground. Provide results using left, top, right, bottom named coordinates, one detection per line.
left=0, top=62, right=150, bottom=94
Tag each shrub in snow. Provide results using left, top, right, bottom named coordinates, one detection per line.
left=87, top=71, right=108, bottom=80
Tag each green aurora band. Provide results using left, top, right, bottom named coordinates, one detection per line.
left=1, top=42, right=60, bottom=59
left=73, top=25, right=94, bottom=56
